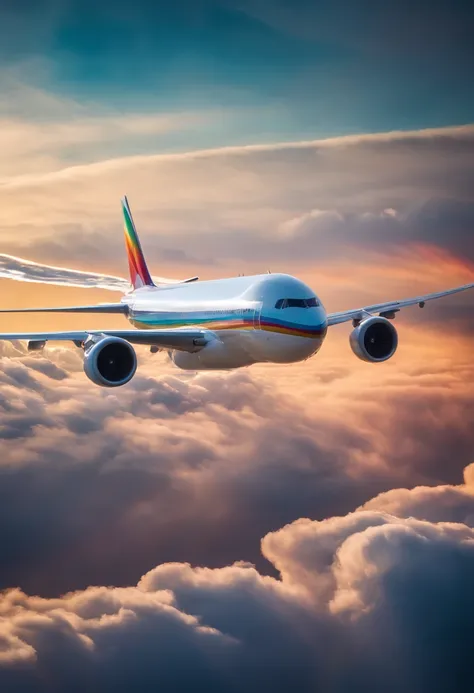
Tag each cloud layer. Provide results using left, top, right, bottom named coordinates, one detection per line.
left=1, top=123, right=473, bottom=285
left=1, top=482, right=473, bottom=692
left=1, top=320, right=474, bottom=598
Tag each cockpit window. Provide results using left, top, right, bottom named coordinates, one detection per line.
left=275, top=297, right=320, bottom=309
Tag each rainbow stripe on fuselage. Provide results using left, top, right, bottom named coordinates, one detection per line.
left=129, top=309, right=327, bottom=340
left=260, top=315, right=327, bottom=339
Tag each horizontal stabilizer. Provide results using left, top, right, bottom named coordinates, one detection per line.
left=153, top=275, right=199, bottom=286
left=0, top=303, right=128, bottom=315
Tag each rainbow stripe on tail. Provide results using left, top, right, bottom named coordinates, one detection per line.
left=121, top=196, right=155, bottom=289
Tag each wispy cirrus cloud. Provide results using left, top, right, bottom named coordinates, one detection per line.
left=0, top=76, right=222, bottom=179
left=0, top=124, right=473, bottom=279
left=0, top=110, right=212, bottom=177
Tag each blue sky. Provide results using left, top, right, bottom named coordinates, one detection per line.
left=2, top=0, right=473, bottom=145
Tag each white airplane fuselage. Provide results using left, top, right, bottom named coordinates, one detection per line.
left=122, top=273, right=328, bottom=369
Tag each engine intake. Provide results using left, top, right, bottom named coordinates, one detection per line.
left=83, top=336, right=137, bottom=387
left=349, top=316, right=398, bottom=363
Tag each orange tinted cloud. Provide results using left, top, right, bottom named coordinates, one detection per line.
left=0, top=471, right=473, bottom=691
left=0, top=123, right=473, bottom=277
left=1, top=315, right=474, bottom=595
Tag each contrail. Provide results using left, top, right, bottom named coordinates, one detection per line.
left=0, top=254, right=130, bottom=292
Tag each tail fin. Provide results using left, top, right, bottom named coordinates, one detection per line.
left=121, top=196, right=155, bottom=289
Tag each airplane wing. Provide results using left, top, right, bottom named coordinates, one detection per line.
left=0, top=303, right=129, bottom=314
left=327, top=282, right=474, bottom=326
left=0, top=328, right=211, bottom=352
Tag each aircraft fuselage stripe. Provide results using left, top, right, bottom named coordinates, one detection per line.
left=130, top=311, right=327, bottom=339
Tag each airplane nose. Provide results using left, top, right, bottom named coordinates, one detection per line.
left=298, top=308, right=328, bottom=340
left=271, top=309, right=327, bottom=362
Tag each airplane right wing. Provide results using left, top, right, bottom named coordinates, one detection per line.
left=327, top=282, right=474, bottom=326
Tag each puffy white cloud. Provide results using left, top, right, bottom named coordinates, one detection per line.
left=1, top=497, right=473, bottom=692
left=1, top=324, right=474, bottom=599
left=359, top=463, right=474, bottom=526
left=0, top=260, right=473, bottom=691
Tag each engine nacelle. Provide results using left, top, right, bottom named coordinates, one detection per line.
left=349, top=316, right=398, bottom=363
left=83, top=336, right=137, bottom=387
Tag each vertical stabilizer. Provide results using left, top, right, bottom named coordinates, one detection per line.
left=121, top=196, right=155, bottom=289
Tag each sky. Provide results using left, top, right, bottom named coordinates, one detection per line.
left=1, top=2, right=474, bottom=692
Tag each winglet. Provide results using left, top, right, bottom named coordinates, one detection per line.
left=121, top=196, right=155, bottom=289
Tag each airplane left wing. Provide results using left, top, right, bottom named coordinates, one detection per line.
left=0, top=303, right=129, bottom=314
left=327, top=282, right=474, bottom=326
left=0, top=328, right=211, bottom=352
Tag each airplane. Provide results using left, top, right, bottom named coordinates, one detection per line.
left=0, top=196, right=473, bottom=388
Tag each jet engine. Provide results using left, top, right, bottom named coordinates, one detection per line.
left=349, top=316, right=398, bottom=363
left=83, top=336, right=137, bottom=387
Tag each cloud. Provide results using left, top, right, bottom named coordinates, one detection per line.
left=1, top=495, right=473, bottom=692
left=0, top=74, right=222, bottom=178
left=1, top=321, right=474, bottom=598
left=277, top=198, right=474, bottom=263
left=359, top=462, right=474, bottom=526
left=0, top=123, right=473, bottom=281
left=5, top=122, right=473, bottom=186
left=3, top=199, right=474, bottom=304
left=0, top=109, right=209, bottom=177
left=1, top=218, right=474, bottom=690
